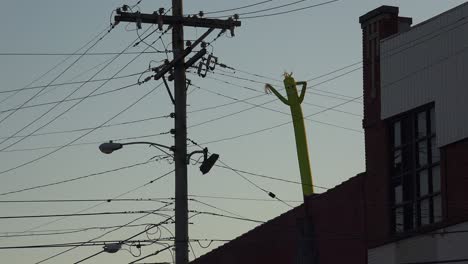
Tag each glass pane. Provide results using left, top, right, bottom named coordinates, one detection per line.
left=403, top=174, right=414, bottom=202
left=395, top=184, right=403, bottom=204
left=404, top=203, right=415, bottom=230
left=417, top=111, right=427, bottom=138
left=433, top=195, right=442, bottom=223
left=394, top=150, right=402, bottom=172
left=430, top=107, right=436, bottom=134
left=394, top=121, right=401, bottom=147
left=418, top=141, right=428, bottom=167
left=420, top=199, right=430, bottom=226
left=431, top=137, right=440, bottom=163
left=432, top=166, right=441, bottom=193
left=395, top=207, right=404, bottom=233
left=419, top=170, right=429, bottom=197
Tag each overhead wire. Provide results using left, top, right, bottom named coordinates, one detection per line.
left=212, top=71, right=359, bottom=101
left=189, top=83, right=362, bottom=133
left=213, top=0, right=335, bottom=18
left=189, top=194, right=301, bottom=203
left=0, top=27, right=111, bottom=106
left=0, top=114, right=170, bottom=141
left=0, top=62, right=165, bottom=176
left=0, top=51, right=167, bottom=56
left=187, top=138, right=294, bottom=208
left=240, top=0, right=340, bottom=19
left=0, top=131, right=170, bottom=153
left=193, top=81, right=361, bottom=117
left=199, top=94, right=362, bottom=145
left=0, top=223, right=162, bottom=238
left=0, top=28, right=114, bottom=126
left=213, top=164, right=330, bottom=190
left=0, top=210, right=172, bottom=220
left=0, top=70, right=148, bottom=95
left=1, top=169, right=174, bottom=250
left=0, top=160, right=157, bottom=197
left=196, top=0, right=272, bottom=15
left=0, top=198, right=171, bottom=204
left=37, top=204, right=174, bottom=264
left=0, top=25, right=155, bottom=152
left=0, top=81, right=143, bottom=114
left=72, top=213, right=175, bottom=264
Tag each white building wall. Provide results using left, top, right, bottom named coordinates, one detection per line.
left=368, top=222, right=468, bottom=264
left=380, top=2, right=468, bottom=147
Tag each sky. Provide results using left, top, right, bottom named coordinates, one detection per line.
left=0, top=0, right=466, bottom=263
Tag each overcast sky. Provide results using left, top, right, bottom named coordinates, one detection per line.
left=0, top=0, right=466, bottom=263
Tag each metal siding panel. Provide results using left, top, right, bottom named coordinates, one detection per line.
left=381, top=3, right=468, bottom=147
left=368, top=244, right=396, bottom=264
left=368, top=221, right=468, bottom=264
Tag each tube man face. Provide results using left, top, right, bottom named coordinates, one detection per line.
left=283, top=72, right=296, bottom=95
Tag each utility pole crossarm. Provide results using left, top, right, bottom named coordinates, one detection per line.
left=115, top=10, right=241, bottom=29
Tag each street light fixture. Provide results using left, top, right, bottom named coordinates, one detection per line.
left=103, top=243, right=122, bottom=253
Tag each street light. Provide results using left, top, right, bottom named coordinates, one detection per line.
left=99, top=141, right=219, bottom=174
left=99, top=140, right=174, bottom=154
left=103, top=243, right=122, bottom=254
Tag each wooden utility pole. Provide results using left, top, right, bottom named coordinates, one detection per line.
left=115, top=3, right=240, bottom=264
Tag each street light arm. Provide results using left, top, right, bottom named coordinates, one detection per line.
left=186, top=148, right=207, bottom=164
left=121, top=141, right=174, bottom=151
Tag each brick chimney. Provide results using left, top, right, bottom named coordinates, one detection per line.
left=359, top=6, right=412, bottom=246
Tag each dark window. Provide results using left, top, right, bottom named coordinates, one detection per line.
left=390, top=105, right=441, bottom=233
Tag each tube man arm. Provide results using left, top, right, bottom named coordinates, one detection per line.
left=265, top=84, right=290, bottom=105
left=296, top=81, right=307, bottom=104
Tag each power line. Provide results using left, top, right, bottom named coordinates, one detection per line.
left=199, top=94, right=362, bottom=145
left=197, top=0, right=272, bottom=15
left=0, top=210, right=172, bottom=220
left=306, top=61, right=362, bottom=82
left=0, top=51, right=168, bottom=56
left=0, top=160, right=155, bottom=197
left=0, top=27, right=112, bottom=106
left=190, top=198, right=247, bottom=219
left=0, top=239, right=163, bottom=250
left=0, top=223, right=160, bottom=238
left=211, top=71, right=361, bottom=101
left=0, top=79, right=163, bottom=176
left=0, top=26, right=156, bottom=152
left=241, top=0, right=340, bottom=19
left=0, top=27, right=114, bottom=127
left=0, top=82, right=142, bottom=114
left=2, top=169, right=174, bottom=253
left=72, top=213, right=175, bottom=264
left=190, top=83, right=362, bottom=133
left=190, top=210, right=264, bottom=224
left=194, top=81, right=361, bottom=117
left=0, top=198, right=171, bottom=204
left=35, top=205, right=174, bottom=264
left=0, top=70, right=148, bottom=94
left=189, top=194, right=301, bottom=203
left=214, top=0, right=335, bottom=18
left=213, top=164, right=330, bottom=190
left=190, top=137, right=295, bottom=208
left=0, top=131, right=170, bottom=153
left=0, top=114, right=170, bottom=141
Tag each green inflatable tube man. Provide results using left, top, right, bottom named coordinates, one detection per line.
left=265, top=73, right=314, bottom=196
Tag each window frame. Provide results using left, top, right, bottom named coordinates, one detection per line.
left=389, top=103, right=441, bottom=234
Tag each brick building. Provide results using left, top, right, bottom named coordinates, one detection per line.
left=190, top=3, right=468, bottom=264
